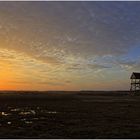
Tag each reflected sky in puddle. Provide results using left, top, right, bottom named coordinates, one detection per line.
left=10, top=108, right=21, bottom=112
left=0, top=106, right=59, bottom=125
left=47, top=111, right=57, bottom=114
left=19, top=110, right=36, bottom=115
left=9, top=107, right=36, bottom=116
left=0, top=107, right=59, bottom=127
left=1, top=112, right=11, bottom=116
left=7, top=122, right=11, bottom=125
left=41, top=110, right=58, bottom=114
left=21, top=118, right=27, bottom=121
left=25, top=121, right=33, bottom=124
left=21, top=118, right=33, bottom=124
left=19, top=111, right=32, bottom=115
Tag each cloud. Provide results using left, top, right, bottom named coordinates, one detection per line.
left=87, top=64, right=110, bottom=69
left=36, top=81, right=65, bottom=86
left=65, top=80, right=71, bottom=83
left=0, top=1, right=140, bottom=61
left=66, top=63, right=110, bottom=72
left=35, top=55, right=63, bottom=65
left=118, top=60, right=140, bottom=71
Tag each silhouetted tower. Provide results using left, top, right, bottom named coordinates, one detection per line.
left=130, top=72, right=140, bottom=93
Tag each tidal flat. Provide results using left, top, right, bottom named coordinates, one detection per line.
left=0, top=91, right=139, bottom=138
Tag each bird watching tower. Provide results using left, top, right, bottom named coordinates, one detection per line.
left=130, top=72, right=140, bottom=94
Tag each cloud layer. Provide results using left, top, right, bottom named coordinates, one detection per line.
left=0, top=1, right=139, bottom=90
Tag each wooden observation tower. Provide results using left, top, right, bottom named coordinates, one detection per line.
left=130, top=72, right=140, bottom=93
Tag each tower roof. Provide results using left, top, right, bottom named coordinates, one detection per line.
left=130, top=72, right=140, bottom=79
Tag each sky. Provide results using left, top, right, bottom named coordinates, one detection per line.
left=0, top=1, right=140, bottom=91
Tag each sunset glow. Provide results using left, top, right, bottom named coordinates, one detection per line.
left=0, top=1, right=140, bottom=90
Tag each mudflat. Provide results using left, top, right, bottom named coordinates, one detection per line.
left=0, top=91, right=139, bottom=138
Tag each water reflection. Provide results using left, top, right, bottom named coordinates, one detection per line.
left=21, top=118, right=26, bottom=121
left=47, top=111, right=57, bottom=114
left=40, top=110, right=58, bottom=114
left=7, top=122, right=11, bottom=125
left=10, top=108, right=20, bottom=112
left=0, top=106, right=59, bottom=126
left=25, top=121, right=33, bottom=124
left=21, top=118, right=33, bottom=124
left=1, top=112, right=11, bottom=116
left=19, top=110, right=36, bottom=115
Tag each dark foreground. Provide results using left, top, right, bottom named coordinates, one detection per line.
left=0, top=91, right=139, bottom=138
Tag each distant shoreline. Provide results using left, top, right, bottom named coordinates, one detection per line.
left=0, top=90, right=129, bottom=92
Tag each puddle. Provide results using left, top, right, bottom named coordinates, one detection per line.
left=41, top=110, right=58, bottom=114
left=30, top=110, right=36, bottom=115
left=19, top=111, right=31, bottom=115
left=11, top=108, right=21, bottom=112
left=19, top=110, right=36, bottom=115
left=21, top=118, right=27, bottom=121
left=1, top=112, right=11, bottom=116
left=25, top=121, right=33, bottom=124
left=21, top=118, right=33, bottom=124
left=47, top=111, right=57, bottom=114
left=7, top=122, right=11, bottom=125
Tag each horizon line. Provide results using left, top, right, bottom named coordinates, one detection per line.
left=0, top=90, right=130, bottom=92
